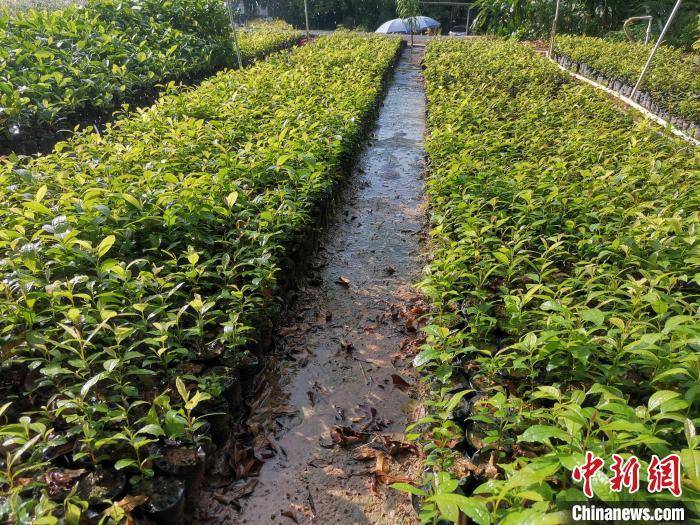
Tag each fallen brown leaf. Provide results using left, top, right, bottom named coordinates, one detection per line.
left=355, top=404, right=391, bottom=431
left=316, top=309, right=332, bottom=324
left=279, top=325, right=298, bottom=336
left=116, top=495, right=148, bottom=513
left=45, top=468, right=86, bottom=493
left=213, top=478, right=259, bottom=505
left=281, top=510, right=299, bottom=523
left=351, top=445, right=378, bottom=461
left=391, top=374, right=412, bottom=392
left=330, top=426, right=367, bottom=447
left=307, top=381, right=329, bottom=407
left=308, top=457, right=331, bottom=468
left=374, top=472, right=414, bottom=486
left=375, top=453, right=389, bottom=475
left=278, top=323, right=311, bottom=336
left=411, top=403, right=428, bottom=422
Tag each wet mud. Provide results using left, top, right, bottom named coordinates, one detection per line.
left=198, top=46, right=427, bottom=525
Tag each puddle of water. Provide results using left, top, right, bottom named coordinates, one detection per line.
left=199, top=46, right=427, bottom=525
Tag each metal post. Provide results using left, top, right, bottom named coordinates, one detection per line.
left=547, top=0, right=561, bottom=58
left=303, top=0, right=310, bottom=38
left=623, top=16, right=653, bottom=45
left=631, top=0, right=682, bottom=98
left=227, top=1, right=243, bottom=69
left=465, top=7, right=471, bottom=35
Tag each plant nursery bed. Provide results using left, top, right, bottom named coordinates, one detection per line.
left=0, top=33, right=404, bottom=524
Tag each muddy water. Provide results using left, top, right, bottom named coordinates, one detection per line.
left=213, top=47, right=426, bottom=525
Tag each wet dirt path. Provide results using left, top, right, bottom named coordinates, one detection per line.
left=202, top=46, right=427, bottom=525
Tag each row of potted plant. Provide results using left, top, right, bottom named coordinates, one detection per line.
left=0, top=32, right=403, bottom=523
left=403, top=38, right=699, bottom=524
left=553, top=34, right=699, bottom=134
left=0, top=0, right=302, bottom=144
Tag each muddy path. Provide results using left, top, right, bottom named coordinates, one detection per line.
left=198, top=46, right=428, bottom=525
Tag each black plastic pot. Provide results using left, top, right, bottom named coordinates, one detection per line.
left=155, top=445, right=206, bottom=514
left=77, top=468, right=127, bottom=509
left=0, top=359, right=27, bottom=393
left=141, top=477, right=186, bottom=525
left=203, top=366, right=243, bottom=416
left=197, top=397, right=233, bottom=444
left=171, top=362, right=205, bottom=388
left=192, top=339, right=225, bottom=365
left=224, top=352, right=260, bottom=393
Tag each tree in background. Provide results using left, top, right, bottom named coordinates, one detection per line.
left=257, top=0, right=696, bottom=46
left=263, top=0, right=397, bottom=31
left=397, top=0, right=420, bottom=45
left=470, top=0, right=698, bottom=47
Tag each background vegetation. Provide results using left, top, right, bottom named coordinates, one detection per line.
left=471, top=0, right=699, bottom=47
left=255, top=0, right=698, bottom=47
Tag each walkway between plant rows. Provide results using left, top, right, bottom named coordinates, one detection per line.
left=200, top=46, right=427, bottom=525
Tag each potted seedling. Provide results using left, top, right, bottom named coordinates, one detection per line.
left=199, top=366, right=242, bottom=415
left=191, top=338, right=225, bottom=365
left=193, top=373, right=233, bottom=444
left=220, top=349, right=260, bottom=394
left=153, top=379, right=211, bottom=513
left=76, top=468, right=127, bottom=510
left=144, top=476, right=187, bottom=525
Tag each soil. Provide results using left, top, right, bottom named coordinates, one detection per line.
left=164, top=447, right=201, bottom=468
left=196, top=46, right=429, bottom=525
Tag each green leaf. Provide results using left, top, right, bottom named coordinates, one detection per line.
left=443, top=389, right=473, bottom=415
left=681, top=449, right=700, bottom=490
left=519, top=425, right=570, bottom=444
left=114, top=458, right=137, bottom=470
left=226, top=191, right=239, bottom=208
left=81, top=372, right=106, bottom=398
left=121, top=193, right=142, bottom=208
left=23, top=200, right=52, bottom=215
left=35, top=185, right=48, bottom=202
left=648, top=390, right=680, bottom=412
left=97, top=235, right=116, bottom=258
left=64, top=502, right=81, bottom=525
left=413, top=348, right=440, bottom=367
left=580, top=308, right=604, bottom=326
left=138, top=424, right=165, bottom=437
left=175, top=377, right=189, bottom=403
left=431, top=494, right=490, bottom=525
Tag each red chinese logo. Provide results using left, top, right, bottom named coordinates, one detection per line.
left=572, top=451, right=605, bottom=498
left=610, top=454, right=641, bottom=493
left=647, top=454, right=682, bottom=497
left=572, top=452, right=682, bottom=498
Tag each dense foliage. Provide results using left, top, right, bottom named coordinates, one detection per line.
left=263, top=0, right=397, bottom=31
left=0, top=32, right=401, bottom=523
left=406, top=38, right=699, bottom=523
left=0, top=0, right=301, bottom=141
left=0, top=0, right=84, bottom=12
left=555, top=34, right=700, bottom=126
left=471, top=0, right=699, bottom=48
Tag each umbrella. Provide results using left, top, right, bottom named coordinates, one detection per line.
left=375, top=18, right=409, bottom=34
left=405, top=15, right=440, bottom=32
